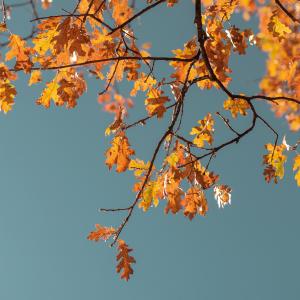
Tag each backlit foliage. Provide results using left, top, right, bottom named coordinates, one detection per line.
left=1, top=0, right=300, bottom=280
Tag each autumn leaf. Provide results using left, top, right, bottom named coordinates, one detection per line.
left=6, top=34, right=33, bottom=72
left=223, top=97, right=250, bottom=118
left=6, top=35, right=26, bottom=61
left=137, top=180, right=162, bottom=211
left=268, top=13, right=291, bottom=40
left=105, top=106, right=124, bottom=136
left=227, top=26, right=252, bottom=55
left=263, top=144, right=287, bottom=183
left=28, top=70, right=42, bottom=86
left=105, top=132, right=135, bottom=173
left=56, top=69, right=87, bottom=108
left=214, top=185, right=232, bottom=208
left=33, top=18, right=61, bottom=56
left=110, top=0, right=133, bottom=25
left=293, top=155, right=300, bottom=187
left=129, top=159, right=150, bottom=177
left=145, top=88, right=170, bottom=119
left=116, top=239, right=136, bottom=281
left=0, top=82, right=17, bottom=113
left=130, top=73, right=157, bottom=96
left=36, top=77, right=60, bottom=108
left=51, top=17, right=91, bottom=60
left=190, top=113, right=214, bottom=147
left=165, top=152, right=179, bottom=167
left=0, top=22, right=7, bottom=32
left=0, top=63, right=17, bottom=81
left=181, top=187, right=208, bottom=220
left=195, top=168, right=219, bottom=190
left=263, top=164, right=278, bottom=184
left=87, top=224, right=115, bottom=242
left=164, top=173, right=184, bottom=214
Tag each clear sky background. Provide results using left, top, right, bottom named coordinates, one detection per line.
left=0, top=1, right=299, bottom=300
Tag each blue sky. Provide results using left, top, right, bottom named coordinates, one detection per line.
left=0, top=1, right=299, bottom=300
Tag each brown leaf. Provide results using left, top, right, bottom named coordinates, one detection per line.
left=116, top=239, right=136, bottom=281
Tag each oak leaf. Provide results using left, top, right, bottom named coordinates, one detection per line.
left=190, top=113, right=214, bottom=147
left=214, top=185, right=232, bottom=208
left=28, top=70, right=42, bottom=86
left=164, top=173, right=184, bottom=214
left=129, top=158, right=150, bottom=177
left=36, top=78, right=60, bottom=108
left=116, top=239, right=136, bottom=281
left=293, top=155, right=300, bottom=187
left=145, top=89, right=170, bottom=119
left=0, top=82, right=17, bottom=113
left=87, top=224, right=115, bottom=242
left=105, top=132, right=135, bottom=173
left=268, top=14, right=291, bottom=40
left=6, top=34, right=33, bottom=72
left=181, top=187, right=208, bottom=220
left=223, top=97, right=250, bottom=118
left=263, top=144, right=287, bottom=182
left=130, top=73, right=157, bottom=96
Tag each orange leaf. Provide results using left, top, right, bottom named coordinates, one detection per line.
left=6, top=34, right=33, bottom=72
left=181, top=187, right=208, bottom=220
left=293, top=155, right=300, bottom=187
left=87, top=224, right=115, bottom=242
left=190, top=113, right=214, bottom=147
left=28, top=70, right=42, bottom=86
left=0, top=82, right=17, bottom=114
left=36, top=77, right=60, bottom=108
left=105, top=132, right=135, bottom=172
left=145, top=88, right=170, bottom=119
left=116, top=239, right=136, bottom=281
left=223, top=97, right=250, bottom=118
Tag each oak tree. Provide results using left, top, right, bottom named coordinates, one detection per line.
left=1, top=0, right=300, bottom=281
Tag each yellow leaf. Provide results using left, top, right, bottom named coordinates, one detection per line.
left=36, top=77, right=60, bottom=108
left=145, top=88, right=169, bottom=119
left=268, top=14, right=291, bottom=40
left=165, top=152, right=179, bottom=167
left=130, top=73, right=156, bottom=96
left=129, top=159, right=150, bottom=177
left=138, top=180, right=162, bottom=211
left=223, top=97, right=250, bottom=118
left=105, top=132, right=135, bottom=173
left=28, top=70, right=42, bottom=86
left=0, top=82, right=17, bottom=114
left=293, top=155, right=300, bottom=186
left=190, top=113, right=214, bottom=147
left=33, top=18, right=61, bottom=55
left=263, top=144, right=287, bottom=182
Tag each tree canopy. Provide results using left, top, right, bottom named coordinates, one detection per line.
left=1, top=0, right=300, bottom=281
